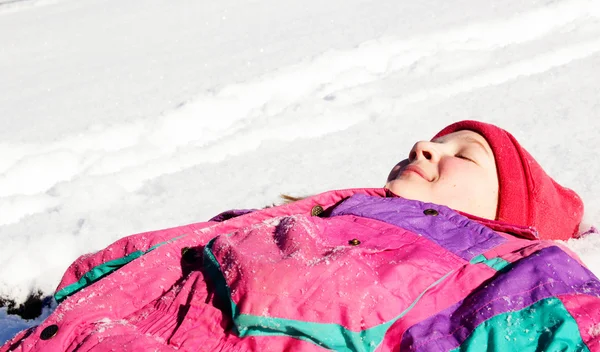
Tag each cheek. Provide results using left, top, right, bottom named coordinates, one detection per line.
left=438, top=160, right=471, bottom=183
left=461, top=172, right=499, bottom=207
left=438, top=164, right=489, bottom=195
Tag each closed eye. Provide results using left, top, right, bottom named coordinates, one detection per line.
left=456, top=154, right=473, bottom=162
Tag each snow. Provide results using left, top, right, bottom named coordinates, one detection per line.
left=1, top=0, right=600, bottom=344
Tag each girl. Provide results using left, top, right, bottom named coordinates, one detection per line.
left=2, top=120, right=599, bottom=352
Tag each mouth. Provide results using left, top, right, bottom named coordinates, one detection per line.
left=402, top=164, right=431, bottom=181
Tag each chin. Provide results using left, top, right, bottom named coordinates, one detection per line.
left=386, top=187, right=428, bottom=204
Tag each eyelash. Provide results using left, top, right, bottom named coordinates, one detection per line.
left=456, top=154, right=473, bottom=162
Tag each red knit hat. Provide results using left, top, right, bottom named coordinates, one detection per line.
left=433, top=120, right=584, bottom=241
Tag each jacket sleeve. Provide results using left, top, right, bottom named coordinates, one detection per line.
left=400, top=244, right=600, bottom=351
left=54, top=220, right=216, bottom=301
left=54, top=208, right=261, bottom=298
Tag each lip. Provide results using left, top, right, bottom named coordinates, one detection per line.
left=402, top=164, right=431, bottom=181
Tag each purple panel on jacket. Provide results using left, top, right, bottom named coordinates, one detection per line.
left=400, top=246, right=600, bottom=351
left=330, top=194, right=506, bottom=261
left=209, top=209, right=256, bottom=222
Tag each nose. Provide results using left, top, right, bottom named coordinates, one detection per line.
left=409, top=141, right=440, bottom=162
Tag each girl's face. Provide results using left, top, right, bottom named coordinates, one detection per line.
left=385, top=130, right=499, bottom=219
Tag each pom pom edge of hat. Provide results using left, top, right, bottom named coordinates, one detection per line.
left=433, top=120, right=584, bottom=241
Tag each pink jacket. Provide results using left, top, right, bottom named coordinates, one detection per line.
left=2, top=188, right=600, bottom=351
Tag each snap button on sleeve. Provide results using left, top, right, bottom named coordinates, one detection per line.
left=311, top=205, right=324, bottom=216
left=40, top=324, right=59, bottom=340
left=348, top=238, right=361, bottom=246
left=423, top=209, right=439, bottom=216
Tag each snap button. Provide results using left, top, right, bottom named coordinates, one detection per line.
left=182, top=247, right=199, bottom=264
left=40, top=324, right=58, bottom=340
left=423, top=209, right=439, bottom=216
left=348, top=238, right=361, bottom=246
left=311, top=205, right=324, bottom=217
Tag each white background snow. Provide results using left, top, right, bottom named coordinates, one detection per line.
left=1, top=0, right=600, bottom=343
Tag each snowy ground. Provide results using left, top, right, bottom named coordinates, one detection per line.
left=1, top=0, right=600, bottom=343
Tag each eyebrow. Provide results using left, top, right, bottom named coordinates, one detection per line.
left=460, top=135, right=491, bottom=156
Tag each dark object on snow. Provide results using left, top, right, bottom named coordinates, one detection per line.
left=0, top=290, right=50, bottom=320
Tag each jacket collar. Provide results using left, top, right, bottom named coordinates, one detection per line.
left=384, top=188, right=539, bottom=240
